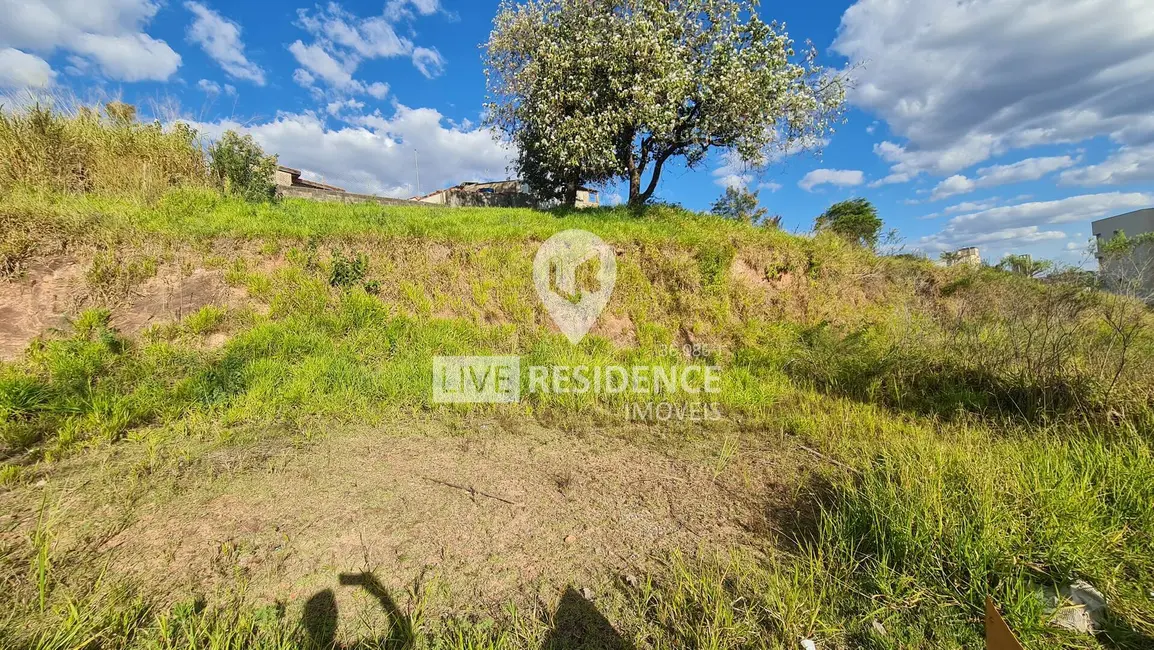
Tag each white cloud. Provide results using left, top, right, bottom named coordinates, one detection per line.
left=185, top=2, right=265, bottom=85
left=0, top=0, right=179, bottom=83
left=298, top=5, right=410, bottom=59
left=929, top=175, right=976, bottom=201
left=181, top=105, right=513, bottom=198
left=0, top=47, right=55, bottom=88
left=943, top=198, right=1000, bottom=214
left=73, top=32, right=180, bottom=81
left=411, top=46, right=445, bottom=79
left=1060, top=145, right=1154, bottom=186
left=930, top=156, right=1077, bottom=200
left=834, top=0, right=1154, bottom=178
left=758, top=181, right=782, bottom=192
left=197, top=78, right=236, bottom=96
left=798, top=168, right=865, bottom=192
left=325, top=98, right=364, bottom=116
left=293, top=68, right=316, bottom=87
left=919, top=192, right=1154, bottom=251
left=868, top=171, right=911, bottom=187
left=385, top=0, right=441, bottom=21
left=365, top=82, right=389, bottom=99
left=291, top=2, right=445, bottom=94
left=711, top=150, right=753, bottom=189
left=290, top=40, right=357, bottom=90
left=710, top=136, right=826, bottom=190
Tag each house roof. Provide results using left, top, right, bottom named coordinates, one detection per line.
left=294, top=177, right=345, bottom=192
left=278, top=164, right=345, bottom=192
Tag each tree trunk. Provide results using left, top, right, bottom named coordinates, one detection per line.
left=628, top=166, right=641, bottom=204
left=635, top=152, right=671, bottom=205
left=564, top=180, right=578, bottom=208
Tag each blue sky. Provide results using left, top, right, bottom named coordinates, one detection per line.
left=2, top=0, right=1152, bottom=266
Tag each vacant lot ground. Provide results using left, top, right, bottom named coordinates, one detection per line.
left=2, top=181, right=1153, bottom=649
left=2, top=417, right=812, bottom=642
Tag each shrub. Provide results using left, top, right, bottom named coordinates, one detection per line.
left=815, top=198, right=883, bottom=249
left=711, top=186, right=768, bottom=224
left=208, top=130, right=278, bottom=203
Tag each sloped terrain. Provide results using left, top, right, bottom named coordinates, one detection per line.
left=1, top=189, right=1153, bottom=649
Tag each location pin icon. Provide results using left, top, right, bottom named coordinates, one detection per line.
left=533, top=229, right=617, bottom=344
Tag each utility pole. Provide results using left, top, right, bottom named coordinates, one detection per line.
left=414, top=149, right=421, bottom=195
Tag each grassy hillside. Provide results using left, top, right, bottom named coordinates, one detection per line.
left=1, top=106, right=1153, bottom=650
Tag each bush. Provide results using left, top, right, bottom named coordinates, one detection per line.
left=711, top=186, right=768, bottom=224
left=208, top=131, right=278, bottom=203
left=815, top=198, right=883, bottom=249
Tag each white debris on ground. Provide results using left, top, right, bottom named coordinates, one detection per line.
left=800, top=639, right=817, bottom=650
left=1045, top=580, right=1107, bottom=634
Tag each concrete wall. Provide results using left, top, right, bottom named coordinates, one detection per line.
left=277, top=186, right=432, bottom=207
left=418, top=189, right=535, bottom=208
left=1092, top=208, right=1154, bottom=298
left=274, top=169, right=296, bottom=187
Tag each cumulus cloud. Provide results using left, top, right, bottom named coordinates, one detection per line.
left=710, top=135, right=828, bottom=191
left=291, top=2, right=446, bottom=95
left=0, top=47, right=55, bottom=88
left=798, top=169, right=865, bottom=192
left=930, top=156, right=1077, bottom=200
left=185, top=2, right=265, bottom=85
left=290, top=40, right=357, bottom=90
left=365, top=82, right=389, bottom=99
left=918, top=192, right=1154, bottom=251
left=834, top=0, right=1154, bottom=178
left=411, top=46, right=445, bottom=79
left=1060, top=145, right=1154, bottom=186
left=0, top=0, right=179, bottom=83
left=181, top=105, right=513, bottom=198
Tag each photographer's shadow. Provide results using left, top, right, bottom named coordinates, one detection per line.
left=301, top=576, right=629, bottom=649
left=301, top=572, right=413, bottom=649
left=540, top=587, right=634, bottom=650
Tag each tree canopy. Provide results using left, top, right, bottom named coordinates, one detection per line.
left=815, top=198, right=882, bottom=248
left=484, top=0, right=845, bottom=206
left=711, top=185, right=767, bottom=224
left=998, top=254, right=1053, bottom=278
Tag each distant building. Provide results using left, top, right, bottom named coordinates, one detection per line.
left=1092, top=208, right=1154, bottom=297
left=945, top=246, right=982, bottom=267
left=414, top=180, right=600, bottom=209
left=274, top=165, right=345, bottom=192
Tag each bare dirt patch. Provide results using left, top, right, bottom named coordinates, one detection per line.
left=113, top=267, right=248, bottom=336
left=0, top=257, right=250, bottom=359
left=6, top=420, right=798, bottom=629
left=0, top=257, right=84, bottom=360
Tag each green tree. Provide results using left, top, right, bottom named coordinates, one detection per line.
left=815, top=198, right=882, bottom=248
left=711, top=186, right=768, bottom=224
left=998, top=254, right=1052, bottom=278
left=484, top=0, right=845, bottom=207
left=208, top=131, right=278, bottom=203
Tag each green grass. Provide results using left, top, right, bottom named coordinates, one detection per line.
left=3, top=108, right=1154, bottom=648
